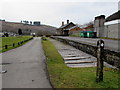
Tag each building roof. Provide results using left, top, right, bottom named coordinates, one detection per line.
left=105, top=10, right=120, bottom=22
left=67, top=26, right=77, bottom=30
left=59, top=22, right=75, bottom=29
left=83, top=24, right=93, bottom=29
left=66, top=26, right=83, bottom=31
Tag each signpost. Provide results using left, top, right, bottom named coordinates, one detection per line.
left=96, top=39, right=104, bottom=82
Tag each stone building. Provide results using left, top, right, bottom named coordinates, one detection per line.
left=83, top=24, right=94, bottom=31
left=57, top=20, right=76, bottom=36
left=68, top=26, right=83, bottom=35
left=94, top=10, right=120, bottom=39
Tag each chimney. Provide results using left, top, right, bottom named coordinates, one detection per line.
left=95, top=15, right=105, bottom=20
left=62, top=21, right=64, bottom=26
left=67, top=20, right=69, bottom=24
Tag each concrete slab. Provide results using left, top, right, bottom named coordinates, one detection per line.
left=65, top=59, right=96, bottom=64
left=64, top=57, right=91, bottom=60
left=63, top=55, right=78, bottom=57
left=50, top=38, right=97, bottom=68
left=67, top=63, right=97, bottom=68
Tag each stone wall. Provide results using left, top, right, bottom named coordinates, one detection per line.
left=51, top=36, right=120, bottom=68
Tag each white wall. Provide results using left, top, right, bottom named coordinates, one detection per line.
left=104, top=23, right=119, bottom=39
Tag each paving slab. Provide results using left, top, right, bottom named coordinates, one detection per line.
left=65, top=59, right=96, bottom=64
left=64, top=56, right=91, bottom=60
left=67, top=63, right=97, bottom=68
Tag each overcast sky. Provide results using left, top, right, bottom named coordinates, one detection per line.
left=1, top=0, right=120, bottom=27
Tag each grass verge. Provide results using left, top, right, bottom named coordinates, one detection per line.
left=100, top=37, right=120, bottom=40
left=42, top=38, right=119, bottom=88
left=0, top=36, right=32, bottom=53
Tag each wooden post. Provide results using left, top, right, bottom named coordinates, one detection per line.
left=96, top=39, right=104, bottom=82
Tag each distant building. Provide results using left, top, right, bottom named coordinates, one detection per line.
left=0, top=19, right=5, bottom=21
left=83, top=24, right=94, bottom=31
left=57, top=20, right=76, bottom=36
left=33, top=21, right=41, bottom=26
left=105, top=10, right=120, bottom=22
left=68, top=26, right=83, bottom=35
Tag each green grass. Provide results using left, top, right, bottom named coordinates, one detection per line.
left=100, top=37, right=120, bottom=40
left=42, top=38, right=119, bottom=88
left=0, top=36, right=32, bottom=53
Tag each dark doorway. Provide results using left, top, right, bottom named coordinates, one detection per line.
left=63, top=30, right=69, bottom=36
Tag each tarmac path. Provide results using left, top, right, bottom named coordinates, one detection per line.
left=1, top=37, right=52, bottom=88
left=55, top=36, right=120, bottom=52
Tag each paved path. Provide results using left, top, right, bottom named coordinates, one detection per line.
left=55, top=36, right=120, bottom=52
left=1, top=37, right=52, bottom=88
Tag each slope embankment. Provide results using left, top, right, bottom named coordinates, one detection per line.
left=0, top=21, right=57, bottom=35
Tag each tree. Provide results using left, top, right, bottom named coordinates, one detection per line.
left=26, top=21, right=29, bottom=24
left=18, top=29, right=22, bottom=35
left=30, top=21, right=32, bottom=25
left=4, top=32, right=9, bottom=37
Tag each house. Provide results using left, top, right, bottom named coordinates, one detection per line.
left=68, top=26, right=83, bottom=35
left=57, top=20, right=76, bottom=36
left=94, top=11, right=120, bottom=38
left=82, top=24, right=94, bottom=31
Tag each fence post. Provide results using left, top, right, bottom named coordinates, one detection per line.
left=5, top=45, right=8, bottom=49
left=96, top=39, right=104, bottom=82
left=18, top=42, right=20, bottom=45
left=13, top=43, right=15, bottom=47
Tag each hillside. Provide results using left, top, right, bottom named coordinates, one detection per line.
left=0, top=21, right=57, bottom=36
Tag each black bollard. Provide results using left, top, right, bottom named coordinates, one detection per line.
left=13, top=43, right=15, bottom=47
left=5, top=45, right=8, bottom=49
left=18, top=42, right=20, bottom=45
left=96, top=39, right=104, bottom=82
